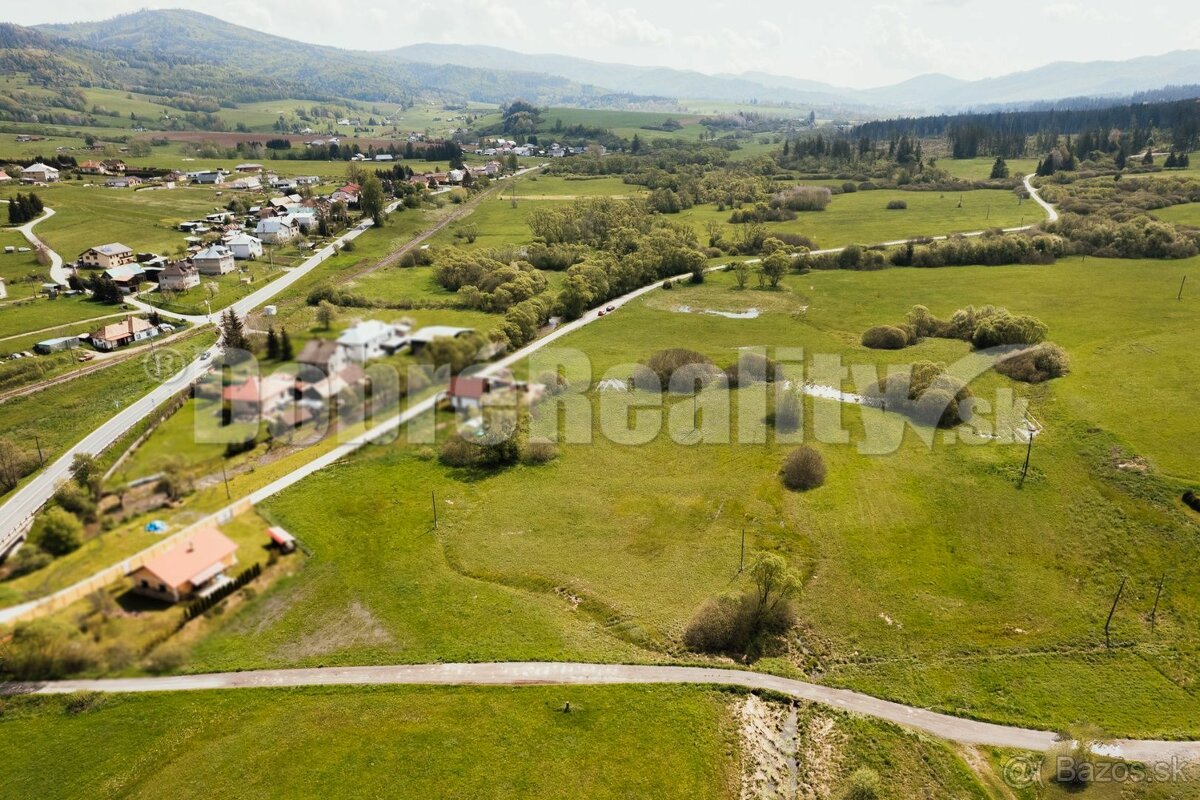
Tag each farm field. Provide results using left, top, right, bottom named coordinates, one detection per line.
left=936, top=157, right=1040, bottom=180
left=0, top=294, right=122, bottom=339
left=1152, top=201, right=1200, bottom=227
left=0, top=230, right=45, bottom=301
left=176, top=258, right=1200, bottom=738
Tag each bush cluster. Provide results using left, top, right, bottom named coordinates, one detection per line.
left=868, top=360, right=973, bottom=428
left=994, top=343, right=1070, bottom=383
left=780, top=445, right=826, bottom=490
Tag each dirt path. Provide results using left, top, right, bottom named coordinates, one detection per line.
left=9, top=661, right=1200, bottom=761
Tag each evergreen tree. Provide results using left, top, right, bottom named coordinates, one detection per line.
left=1142, top=147, right=1154, bottom=165
left=1165, top=152, right=1178, bottom=168
left=265, top=326, right=279, bottom=360
left=989, top=156, right=1009, bottom=179
left=220, top=309, right=248, bottom=351
left=280, top=329, right=294, bottom=361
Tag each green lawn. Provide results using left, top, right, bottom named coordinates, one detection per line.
left=176, top=258, right=1200, bottom=738
left=0, top=230, right=46, bottom=301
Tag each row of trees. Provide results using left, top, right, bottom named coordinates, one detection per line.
left=5, top=192, right=44, bottom=225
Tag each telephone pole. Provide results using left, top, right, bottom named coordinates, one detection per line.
left=738, top=528, right=746, bottom=574
left=1018, top=426, right=1034, bottom=486
left=221, top=461, right=231, bottom=499
left=431, top=489, right=438, bottom=529
left=1150, top=573, right=1166, bottom=631
left=1178, top=275, right=1187, bottom=301
left=1105, top=576, right=1127, bottom=649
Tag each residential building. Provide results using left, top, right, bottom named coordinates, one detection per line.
left=190, top=170, right=228, bottom=185
left=90, top=316, right=158, bottom=351
left=255, top=216, right=299, bottom=244
left=336, top=320, right=411, bottom=362
left=158, top=261, right=200, bottom=292
left=0, top=170, right=12, bottom=183
left=127, top=527, right=239, bottom=603
left=227, top=176, right=262, bottom=191
left=226, top=234, right=264, bottom=260
left=105, top=176, right=143, bottom=188
left=235, top=163, right=264, bottom=173
left=79, top=243, right=135, bottom=269
left=296, top=338, right=346, bottom=375
left=20, top=163, right=60, bottom=183
left=192, top=245, right=236, bottom=275
left=104, top=263, right=146, bottom=293
left=408, top=325, right=475, bottom=354
left=222, top=372, right=296, bottom=420
left=78, top=160, right=108, bottom=175
left=330, top=182, right=361, bottom=205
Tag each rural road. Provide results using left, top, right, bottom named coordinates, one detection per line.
left=10, top=661, right=1197, bottom=761
left=0, top=202, right=68, bottom=285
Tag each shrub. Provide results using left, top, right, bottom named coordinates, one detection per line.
left=727, top=352, right=779, bottom=386
left=6, top=545, right=52, bottom=578
left=520, top=440, right=558, bottom=465
left=683, top=593, right=754, bottom=653
left=971, top=310, right=1047, bottom=349
left=33, top=508, right=83, bottom=556
left=629, top=364, right=663, bottom=392
left=781, top=446, right=826, bottom=490
left=0, top=618, right=100, bottom=680
left=861, top=325, right=910, bottom=350
left=773, top=185, right=832, bottom=211
left=994, top=343, right=1070, bottom=383
left=843, top=768, right=883, bottom=800
left=1183, top=490, right=1200, bottom=513
left=645, top=349, right=713, bottom=386
left=667, top=362, right=725, bottom=394
left=773, top=391, right=802, bottom=434
left=886, top=199, right=908, bottom=210
left=841, top=181, right=858, bottom=193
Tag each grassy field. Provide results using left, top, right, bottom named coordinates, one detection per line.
left=0, top=294, right=123, bottom=340
left=0, top=230, right=45, bottom=301
left=936, top=157, right=1040, bottom=181
left=0, top=684, right=1002, bottom=800
left=0, top=183, right=230, bottom=262
left=1152, top=202, right=1200, bottom=227
left=680, top=188, right=1040, bottom=250
left=173, top=257, right=1200, bottom=738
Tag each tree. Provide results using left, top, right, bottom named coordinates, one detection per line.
left=279, top=329, right=294, bottom=361
left=749, top=553, right=801, bottom=623
left=0, top=439, right=35, bottom=494
left=70, top=453, right=102, bottom=500
left=34, top=508, right=83, bottom=556
left=1142, top=147, right=1154, bottom=165
left=265, top=326, right=279, bottom=360
left=630, top=133, right=642, bottom=154
left=219, top=309, right=248, bottom=351
left=359, top=172, right=386, bottom=225
left=989, top=156, right=1009, bottom=179
left=773, top=391, right=801, bottom=434
left=316, top=300, right=337, bottom=330
left=759, top=251, right=790, bottom=289
left=733, top=261, right=750, bottom=289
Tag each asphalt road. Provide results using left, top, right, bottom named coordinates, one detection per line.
left=10, top=660, right=1198, bottom=761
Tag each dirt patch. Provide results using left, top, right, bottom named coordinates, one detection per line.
left=1108, top=446, right=1150, bottom=473
left=274, top=599, right=393, bottom=660
left=738, top=694, right=845, bottom=800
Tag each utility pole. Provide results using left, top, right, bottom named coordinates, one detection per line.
left=1018, top=426, right=1034, bottom=486
left=1178, top=275, right=1187, bottom=301
left=1105, top=575, right=1127, bottom=649
left=738, top=528, right=746, bottom=574
left=1150, top=573, right=1166, bottom=631
left=33, top=435, right=43, bottom=466
left=221, top=461, right=231, bottom=499
left=431, top=489, right=438, bottom=529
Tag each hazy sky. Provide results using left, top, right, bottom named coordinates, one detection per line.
left=11, top=0, right=1200, bottom=88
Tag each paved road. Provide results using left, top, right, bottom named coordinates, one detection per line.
left=10, top=661, right=1197, bottom=760
left=2, top=204, right=69, bottom=285
left=1023, top=174, right=1059, bottom=222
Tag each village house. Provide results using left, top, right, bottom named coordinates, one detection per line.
left=104, top=263, right=146, bottom=293
left=446, top=375, right=543, bottom=412
left=0, top=170, right=12, bottom=183
left=20, top=163, right=60, bottom=183
left=296, top=338, right=346, bottom=376
left=190, top=169, right=228, bottom=185
left=330, top=182, right=361, bottom=205
left=90, top=316, right=158, bottom=351
left=226, top=233, right=264, bottom=260
left=105, top=175, right=143, bottom=188
left=223, top=372, right=296, bottom=420
left=227, top=175, right=262, bottom=191
left=79, top=243, right=135, bottom=269
left=408, top=325, right=475, bottom=354
left=235, top=163, right=264, bottom=173
left=78, top=160, right=108, bottom=175
left=103, top=159, right=127, bottom=174
left=336, top=320, right=411, bottom=362
left=192, top=245, right=236, bottom=276
left=158, top=261, right=200, bottom=292
left=255, top=215, right=299, bottom=244
left=127, top=526, right=239, bottom=603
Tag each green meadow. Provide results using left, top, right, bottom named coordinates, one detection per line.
left=174, top=257, right=1200, bottom=738
left=0, top=684, right=997, bottom=800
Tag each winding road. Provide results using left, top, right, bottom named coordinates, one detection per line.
left=8, top=661, right=1197, bottom=761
